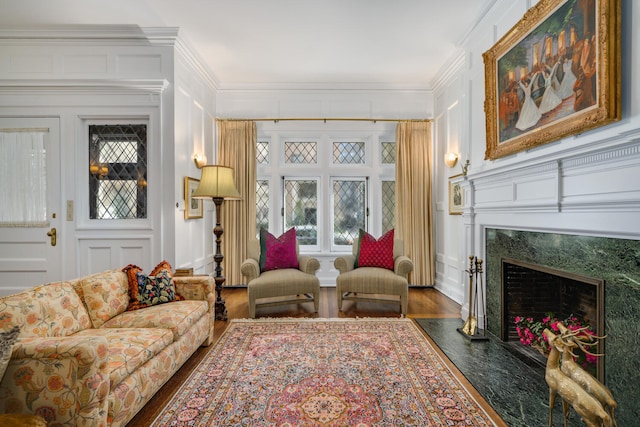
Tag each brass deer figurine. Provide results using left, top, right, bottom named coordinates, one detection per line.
left=556, top=323, right=617, bottom=427
left=543, top=328, right=612, bottom=427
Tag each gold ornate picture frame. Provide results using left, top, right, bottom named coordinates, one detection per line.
left=184, top=176, right=203, bottom=219
left=483, top=0, right=621, bottom=160
left=449, top=175, right=463, bottom=215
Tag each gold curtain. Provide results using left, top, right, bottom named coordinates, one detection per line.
left=395, top=121, right=434, bottom=286
left=217, top=120, right=257, bottom=286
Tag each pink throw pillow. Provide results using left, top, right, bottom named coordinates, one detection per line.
left=259, top=228, right=299, bottom=272
left=357, top=229, right=395, bottom=270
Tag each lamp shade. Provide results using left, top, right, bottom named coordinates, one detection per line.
left=192, top=165, right=241, bottom=199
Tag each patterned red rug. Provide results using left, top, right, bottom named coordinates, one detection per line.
left=152, top=318, right=498, bottom=426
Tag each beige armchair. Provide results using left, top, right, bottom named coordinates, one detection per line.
left=334, top=238, right=413, bottom=315
left=241, top=240, right=321, bottom=318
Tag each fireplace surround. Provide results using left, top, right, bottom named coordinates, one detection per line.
left=485, top=228, right=640, bottom=426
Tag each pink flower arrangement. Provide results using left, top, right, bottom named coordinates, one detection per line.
left=514, top=312, right=598, bottom=374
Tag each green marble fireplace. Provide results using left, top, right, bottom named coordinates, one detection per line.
left=485, top=228, right=640, bottom=426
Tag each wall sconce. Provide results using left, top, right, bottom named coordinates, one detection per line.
left=461, top=159, right=470, bottom=176
left=444, top=152, right=459, bottom=168
left=193, top=154, right=206, bottom=169
left=89, top=164, right=109, bottom=179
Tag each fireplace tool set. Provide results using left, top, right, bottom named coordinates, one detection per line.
left=457, top=255, right=489, bottom=341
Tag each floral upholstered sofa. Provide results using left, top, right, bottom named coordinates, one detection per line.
left=0, top=267, right=215, bottom=427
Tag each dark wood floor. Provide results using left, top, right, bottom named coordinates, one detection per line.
left=127, top=287, right=505, bottom=426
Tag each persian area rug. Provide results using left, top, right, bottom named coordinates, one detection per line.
left=152, top=318, right=499, bottom=426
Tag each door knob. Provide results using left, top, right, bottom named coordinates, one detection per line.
left=47, top=227, right=57, bottom=247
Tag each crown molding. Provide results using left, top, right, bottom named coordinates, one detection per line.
left=0, top=79, right=169, bottom=93
left=0, top=25, right=175, bottom=42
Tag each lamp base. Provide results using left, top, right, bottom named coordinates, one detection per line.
left=215, top=300, right=228, bottom=321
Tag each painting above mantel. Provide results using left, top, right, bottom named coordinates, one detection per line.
left=483, top=0, right=622, bottom=160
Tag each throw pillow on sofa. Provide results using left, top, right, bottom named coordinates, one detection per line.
left=123, top=260, right=183, bottom=311
left=0, top=326, right=20, bottom=384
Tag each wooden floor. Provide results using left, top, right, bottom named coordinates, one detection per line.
left=127, top=287, right=505, bottom=426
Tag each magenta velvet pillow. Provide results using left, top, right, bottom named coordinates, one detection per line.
left=357, top=229, right=395, bottom=270
left=259, top=228, right=299, bottom=272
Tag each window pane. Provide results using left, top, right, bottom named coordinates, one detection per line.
left=285, top=142, right=317, bottom=164
left=0, top=131, right=47, bottom=225
left=333, top=180, right=366, bottom=245
left=96, top=180, right=139, bottom=219
left=89, top=124, right=147, bottom=219
left=256, top=179, right=269, bottom=237
left=256, top=141, right=269, bottom=164
left=333, top=141, right=364, bottom=164
left=382, top=180, right=396, bottom=233
left=284, top=179, right=317, bottom=245
left=381, top=141, right=396, bottom=164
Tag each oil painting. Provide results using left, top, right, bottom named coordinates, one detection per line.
left=483, top=0, right=621, bottom=160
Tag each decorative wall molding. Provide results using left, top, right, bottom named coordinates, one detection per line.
left=0, top=78, right=169, bottom=93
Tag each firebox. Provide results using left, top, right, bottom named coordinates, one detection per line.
left=500, top=257, right=605, bottom=381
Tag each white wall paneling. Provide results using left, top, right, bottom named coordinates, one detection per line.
left=77, top=237, right=151, bottom=277
left=0, top=26, right=218, bottom=288
left=432, top=0, right=640, bottom=321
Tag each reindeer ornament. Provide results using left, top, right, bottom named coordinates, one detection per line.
left=543, top=325, right=615, bottom=427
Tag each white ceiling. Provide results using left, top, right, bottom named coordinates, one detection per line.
left=0, top=0, right=495, bottom=88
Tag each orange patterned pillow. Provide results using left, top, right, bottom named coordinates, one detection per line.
left=123, top=261, right=183, bottom=311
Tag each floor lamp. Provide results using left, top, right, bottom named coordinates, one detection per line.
left=192, top=165, right=241, bottom=321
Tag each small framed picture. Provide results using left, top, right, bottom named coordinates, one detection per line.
left=184, top=176, right=203, bottom=219
left=449, top=175, right=463, bottom=215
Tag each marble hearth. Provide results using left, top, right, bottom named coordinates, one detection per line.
left=485, top=228, right=640, bottom=427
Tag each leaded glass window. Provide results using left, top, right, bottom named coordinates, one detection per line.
left=332, top=178, right=366, bottom=246
left=333, top=141, right=365, bottom=164
left=256, top=179, right=269, bottom=237
left=382, top=180, right=396, bottom=233
left=381, top=141, right=396, bottom=164
left=283, top=178, right=318, bottom=246
left=284, top=141, right=317, bottom=164
left=89, top=124, right=147, bottom=219
left=256, top=141, right=269, bottom=164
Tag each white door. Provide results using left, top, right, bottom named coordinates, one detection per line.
left=0, top=118, right=61, bottom=296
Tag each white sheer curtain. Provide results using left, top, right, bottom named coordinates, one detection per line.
left=0, top=130, right=48, bottom=226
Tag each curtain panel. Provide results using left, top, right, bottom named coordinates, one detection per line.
left=395, top=121, right=434, bottom=286
left=217, top=120, right=257, bottom=286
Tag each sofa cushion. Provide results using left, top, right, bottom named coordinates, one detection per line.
left=79, top=270, right=130, bottom=328
left=0, top=282, right=91, bottom=337
left=357, top=229, right=395, bottom=270
left=74, top=328, right=173, bottom=388
left=259, top=227, right=299, bottom=272
left=100, top=300, right=209, bottom=341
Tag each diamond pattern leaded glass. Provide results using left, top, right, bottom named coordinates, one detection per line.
left=89, top=124, right=147, bottom=219
left=256, top=180, right=269, bottom=237
left=256, top=141, right=269, bottom=164
left=381, top=141, right=396, bottom=164
left=382, top=180, right=396, bottom=233
left=97, top=180, right=138, bottom=219
left=333, top=180, right=366, bottom=245
left=333, top=141, right=365, bottom=164
left=285, top=142, right=317, bottom=164
left=284, top=179, right=317, bottom=245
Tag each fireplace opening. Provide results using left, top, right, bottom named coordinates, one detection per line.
left=500, top=257, right=604, bottom=381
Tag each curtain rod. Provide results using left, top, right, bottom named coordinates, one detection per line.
left=216, top=117, right=432, bottom=123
